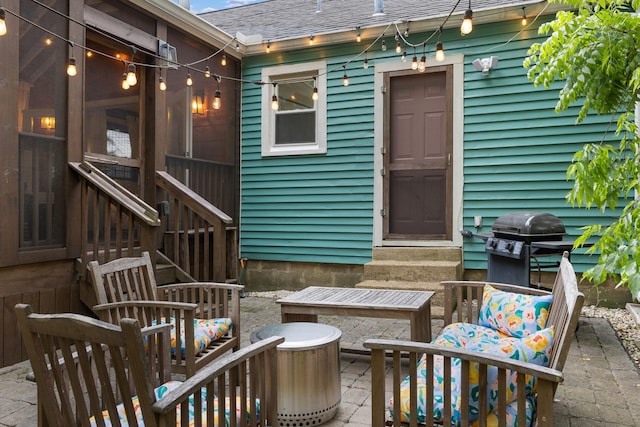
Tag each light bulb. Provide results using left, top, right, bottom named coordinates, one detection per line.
left=461, top=9, right=473, bottom=35
left=401, top=51, right=407, bottom=62
left=363, top=58, right=369, bottom=69
left=0, top=9, right=6, bottom=37
left=271, top=94, right=279, bottom=110
left=309, top=35, right=315, bottom=45
left=221, top=54, right=227, bottom=66
left=126, top=63, right=137, bottom=86
left=411, top=55, right=418, bottom=70
left=418, top=55, right=426, bottom=72
left=356, top=28, right=361, bottom=43
left=159, top=77, right=166, bottom=91
left=381, top=40, right=387, bottom=51
left=213, top=89, right=221, bottom=110
left=205, top=66, right=211, bottom=78
left=186, top=73, right=193, bottom=86
left=266, top=42, right=271, bottom=53
left=67, top=57, right=77, bottom=76
left=435, top=42, right=445, bottom=62
left=343, top=72, right=349, bottom=87
left=121, top=73, right=130, bottom=90
left=312, top=87, right=318, bottom=101
left=395, top=42, right=402, bottom=54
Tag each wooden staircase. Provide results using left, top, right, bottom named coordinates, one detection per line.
left=355, top=247, right=463, bottom=319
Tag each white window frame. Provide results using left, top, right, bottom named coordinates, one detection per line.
left=261, top=61, right=327, bottom=156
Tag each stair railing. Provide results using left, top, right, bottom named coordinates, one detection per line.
left=156, top=170, right=237, bottom=283
left=69, top=161, right=161, bottom=279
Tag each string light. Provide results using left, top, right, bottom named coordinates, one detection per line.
left=521, top=7, right=527, bottom=26
left=159, top=76, right=166, bottom=91
left=212, top=89, right=221, bottom=109
left=266, top=41, right=271, bottom=53
left=342, top=66, right=349, bottom=87
left=121, top=73, right=129, bottom=90
left=126, top=62, right=137, bottom=86
left=395, top=41, right=402, bottom=54
left=435, top=41, right=445, bottom=62
left=212, top=75, right=222, bottom=109
left=401, top=50, right=407, bottom=62
left=381, top=39, right=386, bottom=51
left=309, top=35, right=315, bottom=45
left=0, top=8, right=6, bottom=36
left=363, top=54, right=369, bottom=69
left=312, top=77, right=318, bottom=101
left=66, top=44, right=77, bottom=76
left=356, top=27, right=361, bottom=43
left=221, top=53, right=227, bottom=66
left=271, top=82, right=279, bottom=110
left=403, top=23, right=410, bottom=37
left=186, top=72, right=193, bottom=86
left=461, top=0, right=473, bottom=35
left=418, top=44, right=426, bottom=72
left=411, top=49, right=418, bottom=71
left=204, top=65, right=211, bottom=78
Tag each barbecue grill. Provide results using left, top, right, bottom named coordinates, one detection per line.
left=484, top=212, right=573, bottom=287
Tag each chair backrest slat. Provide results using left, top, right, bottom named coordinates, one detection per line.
left=15, top=304, right=162, bottom=427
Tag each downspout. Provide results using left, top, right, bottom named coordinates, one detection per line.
left=316, top=0, right=321, bottom=13
left=373, top=0, right=385, bottom=16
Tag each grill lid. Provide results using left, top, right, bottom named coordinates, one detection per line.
left=491, top=212, right=566, bottom=241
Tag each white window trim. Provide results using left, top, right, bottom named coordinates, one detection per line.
left=261, top=61, right=327, bottom=156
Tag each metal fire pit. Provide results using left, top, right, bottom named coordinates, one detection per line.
left=250, top=322, right=342, bottom=427
left=485, top=212, right=571, bottom=287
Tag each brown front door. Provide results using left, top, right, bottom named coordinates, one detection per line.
left=383, top=66, right=453, bottom=240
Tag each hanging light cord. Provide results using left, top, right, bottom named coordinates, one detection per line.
left=1, top=0, right=547, bottom=88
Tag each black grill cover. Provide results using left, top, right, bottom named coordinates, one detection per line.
left=491, top=212, right=566, bottom=242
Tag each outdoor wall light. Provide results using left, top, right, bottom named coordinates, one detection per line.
left=192, top=90, right=204, bottom=115
left=472, top=56, right=499, bottom=75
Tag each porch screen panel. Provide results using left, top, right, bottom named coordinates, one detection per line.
left=18, top=0, right=68, bottom=249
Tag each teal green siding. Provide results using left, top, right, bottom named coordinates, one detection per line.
left=240, top=16, right=621, bottom=271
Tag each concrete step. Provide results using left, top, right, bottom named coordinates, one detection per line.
left=363, top=259, right=462, bottom=283
left=373, top=247, right=462, bottom=262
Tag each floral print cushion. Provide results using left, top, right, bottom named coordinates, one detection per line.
left=197, top=318, right=233, bottom=341
left=151, top=317, right=233, bottom=357
left=90, top=380, right=260, bottom=426
left=389, top=323, right=555, bottom=427
left=478, top=285, right=553, bottom=338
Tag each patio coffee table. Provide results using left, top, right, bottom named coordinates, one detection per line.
left=276, top=286, right=434, bottom=342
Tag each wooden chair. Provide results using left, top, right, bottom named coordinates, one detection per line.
left=15, top=303, right=282, bottom=427
left=364, top=252, right=584, bottom=427
left=88, top=251, right=243, bottom=378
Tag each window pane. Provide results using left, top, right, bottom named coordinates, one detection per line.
left=278, top=80, right=314, bottom=111
left=275, top=112, right=316, bottom=144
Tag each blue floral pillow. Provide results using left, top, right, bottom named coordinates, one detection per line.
left=478, top=285, right=553, bottom=338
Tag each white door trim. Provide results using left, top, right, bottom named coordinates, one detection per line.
left=373, top=55, right=465, bottom=247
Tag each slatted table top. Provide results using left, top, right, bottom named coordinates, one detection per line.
left=276, top=286, right=434, bottom=312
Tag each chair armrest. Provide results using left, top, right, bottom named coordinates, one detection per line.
left=363, top=338, right=563, bottom=427
left=153, top=335, right=284, bottom=426
left=94, top=300, right=200, bottom=370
